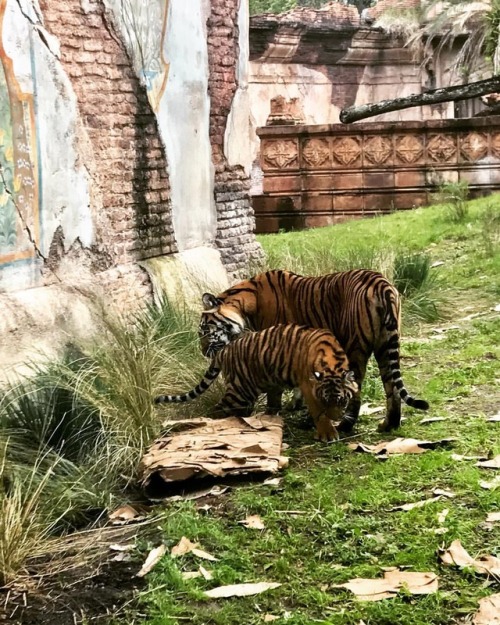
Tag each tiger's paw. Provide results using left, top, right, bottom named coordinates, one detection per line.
left=377, top=416, right=401, bottom=432
left=314, top=418, right=339, bottom=443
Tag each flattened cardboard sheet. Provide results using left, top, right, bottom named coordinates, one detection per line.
left=139, top=415, right=288, bottom=491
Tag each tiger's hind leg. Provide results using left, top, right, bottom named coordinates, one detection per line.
left=374, top=343, right=401, bottom=432
left=337, top=359, right=366, bottom=433
left=265, top=389, right=283, bottom=415
left=212, top=385, right=257, bottom=418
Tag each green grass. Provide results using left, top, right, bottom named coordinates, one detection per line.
left=129, top=195, right=500, bottom=625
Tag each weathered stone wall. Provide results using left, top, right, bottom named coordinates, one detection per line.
left=248, top=2, right=480, bottom=170
left=207, top=0, right=262, bottom=278
left=0, top=0, right=260, bottom=378
left=254, top=117, right=500, bottom=233
left=41, top=0, right=176, bottom=308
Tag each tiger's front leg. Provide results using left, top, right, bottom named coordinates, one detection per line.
left=337, top=360, right=365, bottom=433
left=301, top=387, right=339, bottom=443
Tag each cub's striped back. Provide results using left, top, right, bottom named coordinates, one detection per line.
left=155, top=324, right=358, bottom=443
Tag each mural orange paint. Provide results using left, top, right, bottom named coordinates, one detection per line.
left=0, top=0, right=39, bottom=267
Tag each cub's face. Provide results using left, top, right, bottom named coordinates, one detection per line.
left=313, top=370, right=358, bottom=412
left=199, top=293, right=246, bottom=358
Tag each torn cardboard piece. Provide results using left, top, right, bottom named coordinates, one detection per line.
left=139, top=415, right=288, bottom=494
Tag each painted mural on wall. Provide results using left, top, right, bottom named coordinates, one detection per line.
left=107, top=0, right=169, bottom=111
left=0, top=0, right=39, bottom=270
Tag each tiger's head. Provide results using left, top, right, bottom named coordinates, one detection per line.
left=198, top=292, right=247, bottom=358
left=312, top=369, right=358, bottom=413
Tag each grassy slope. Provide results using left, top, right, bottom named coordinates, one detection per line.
left=134, top=198, right=500, bottom=625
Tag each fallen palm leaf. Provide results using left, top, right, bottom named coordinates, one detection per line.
left=136, top=544, right=166, bottom=577
left=204, top=582, right=281, bottom=599
left=238, top=514, right=265, bottom=530
left=171, top=536, right=218, bottom=561
left=439, top=540, right=500, bottom=576
left=392, top=496, right=442, bottom=511
left=333, top=570, right=438, bottom=601
left=349, top=438, right=455, bottom=455
left=473, top=593, right=500, bottom=624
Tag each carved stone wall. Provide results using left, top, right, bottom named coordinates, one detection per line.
left=254, top=117, right=500, bottom=233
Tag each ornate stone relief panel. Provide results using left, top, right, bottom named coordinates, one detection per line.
left=261, top=139, right=299, bottom=170
left=395, top=135, right=424, bottom=164
left=459, top=132, right=488, bottom=162
left=302, top=138, right=330, bottom=168
left=364, top=135, right=392, bottom=166
left=331, top=136, right=361, bottom=167
left=427, top=134, right=457, bottom=163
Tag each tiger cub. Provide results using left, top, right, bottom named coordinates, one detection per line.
left=154, top=324, right=358, bottom=442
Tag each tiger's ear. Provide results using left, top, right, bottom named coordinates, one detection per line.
left=202, top=293, right=221, bottom=310
left=344, top=370, right=356, bottom=383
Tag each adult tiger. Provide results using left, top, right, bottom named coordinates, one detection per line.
left=155, top=324, right=358, bottom=442
left=199, top=269, right=429, bottom=432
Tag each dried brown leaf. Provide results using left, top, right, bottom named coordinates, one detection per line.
left=238, top=514, right=265, bottom=530
left=204, top=582, right=281, bottom=599
left=182, top=571, right=202, bottom=580
left=136, top=544, right=166, bottom=577
left=171, top=536, right=197, bottom=557
left=420, top=417, right=447, bottom=424
left=473, top=592, right=500, bottom=624
left=452, top=453, right=486, bottom=462
left=263, top=615, right=280, bottom=622
left=192, top=547, right=218, bottom=562
left=439, top=540, right=500, bottom=576
left=437, top=508, right=449, bottom=524
left=486, top=412, right=500, bottom=423
left=108, top=504, right=147, bottom=525
left=477, top=456, right=500, bottom=469
left=432, top=488, right=455, bottom=498
left=480, top=475, right=500, bottom=490
left=263, top=477, right=282, bottom=486
left=359, top=403, right=384, bottom=416
left=199, top=565, right=213, bottom=580
left=334, top=570, right=438, bottom=601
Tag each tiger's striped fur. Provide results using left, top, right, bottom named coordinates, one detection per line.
left=155, top=324, right=358, bottom=442
left=199, top=269, right=429, bottom=433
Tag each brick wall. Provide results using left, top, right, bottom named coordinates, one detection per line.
left=40, top=0, right=177, bottom=307
left=207, top=0, right=262, bottom=278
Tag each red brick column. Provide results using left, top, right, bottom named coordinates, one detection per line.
left=40, top=0, right=176, bottom=305
left=207, top=0, right=262, bottom=278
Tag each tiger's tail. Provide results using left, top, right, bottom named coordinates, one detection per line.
left=387, top=332, right=429, bottom=410
left=154, top=366, right=221, bottom=404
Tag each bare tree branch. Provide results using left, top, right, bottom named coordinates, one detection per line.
left=339, top=75, right=500, bottom=124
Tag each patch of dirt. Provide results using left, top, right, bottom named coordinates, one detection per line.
left=1, top=560, right=145, bottom=625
